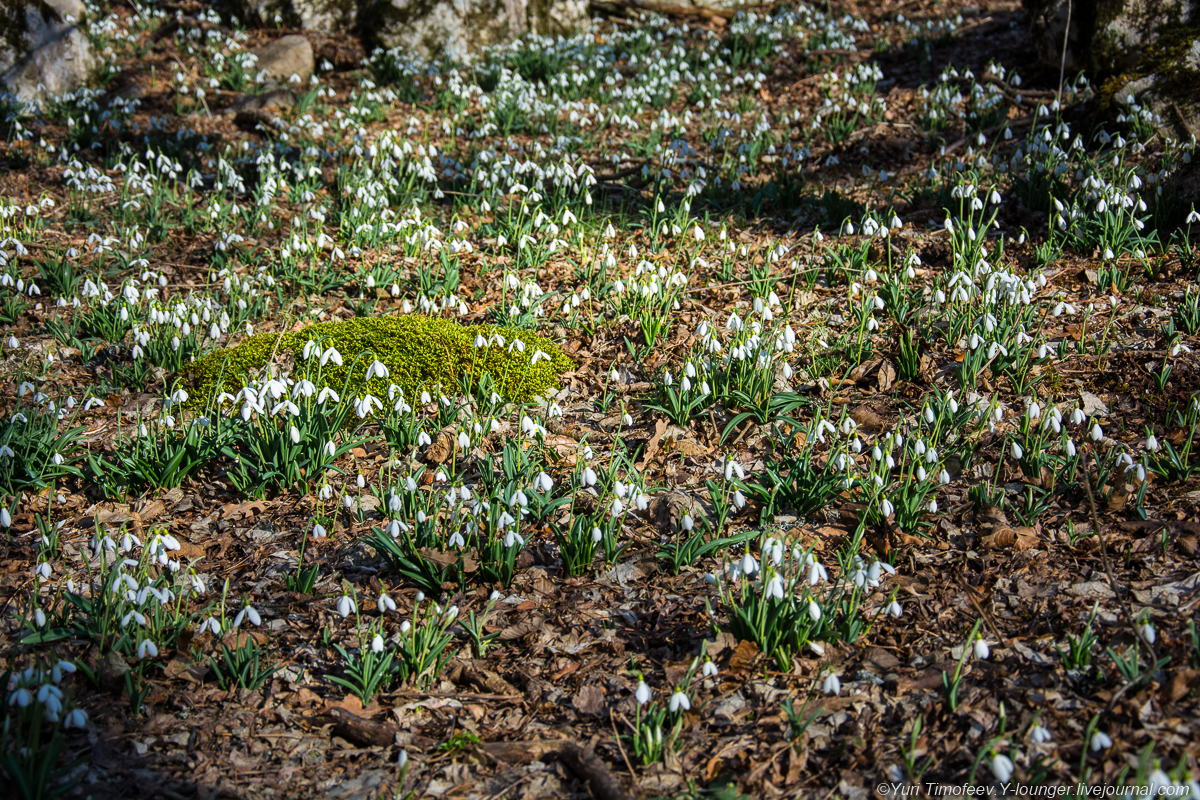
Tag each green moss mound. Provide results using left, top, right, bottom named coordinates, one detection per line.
left=179, top=316, right=574, bottom=407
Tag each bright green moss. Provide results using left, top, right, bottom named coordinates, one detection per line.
left=179, top=316, right=573, bottom=408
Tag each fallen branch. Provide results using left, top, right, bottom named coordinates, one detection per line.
left=591, top=0, right=783, bottom=26
left=152, top=16, right=232, bottom=44
left=479, top=740, right=630, bottom=800
left=316, top=707, right=399, bottom=748
left=942, top=114, right=1035, bottom=156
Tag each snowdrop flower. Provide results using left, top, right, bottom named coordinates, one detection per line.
left=808, top=600, right=821, bottom=621
left=137, top=639, right=159, bottom=660
left=886, top=600, right=902, bottom=617
left=1139, top=622, right=1156, bottom=644
left=337, top=594, right=356, bottom=618
left=233, top=605, right=262, bottom=628
left=974, top=638, right=990, bottom=660
left=1090, top=731, right=1112, bottom=751
left=990, top=754, right=1014, bottom=783
left=822, top=673, right=841, bottom=696
left=64, top=707, right=88, bottom=729
left=669, top=690, right=691, bottom=712
left=1090, top=423, right=1103, bottom=441
left=635, top=681, right=652, bottom=705
left=50, top=661, right=76, bottom=684
left=1011, top=442, right=1024, bottom=460
left=764, top=574, right=786, bottom=601
left=371, top=634, right=385, bottom=653
left=1031, top=725, right=1052, bottom=744
left=365, top=360, right=389, bottom=380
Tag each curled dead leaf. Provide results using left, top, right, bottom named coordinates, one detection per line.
left=499, top=615, right=544, bottom=640
left=424, top=429, right=456, bottom=464
left=980, top=526, right=1039, bottom=550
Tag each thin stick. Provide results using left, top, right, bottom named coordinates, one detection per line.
left=1058, top=0, right=1072, bottom=101
left=609, top=708, right=638, bottom=783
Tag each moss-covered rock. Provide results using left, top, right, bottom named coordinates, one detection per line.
left=179, top=315, right=573, bottom=408
left=1101, top=24, right=1200, bottom=140
left=1024, top=0, right=1196, bottom=77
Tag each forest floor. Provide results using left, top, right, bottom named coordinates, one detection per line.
left=1, top=0, right=1199, bottom=798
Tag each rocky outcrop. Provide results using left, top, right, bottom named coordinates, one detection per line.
left=229, top=0, right=590, bottom=60
left=1024, top=0, right=1200, bottom=140
left=1109, top=30, right=1200, bottom=140
left=1024, top=0, right=1196, bottom=76
left=0, top=0, right=97, bottom=102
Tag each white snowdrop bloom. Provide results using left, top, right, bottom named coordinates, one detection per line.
left=990, top=754, right=1014, bottom=783
left=635, top=681, right=652, bottom=705
left=232, top=605, right=262, bottom=628
left=974, top=639, right=990, bottom=660
left=1090, top=731, right=1112, bottom=751
left=822, top=673, right=841, bottom=696
left=1030, top=725, right=1052, bottom=744
left=669, top=690, right=691, bottom=712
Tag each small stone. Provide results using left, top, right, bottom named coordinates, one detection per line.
left=251, top=35, right=314, bottom=87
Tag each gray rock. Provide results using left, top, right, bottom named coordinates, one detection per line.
left=251, top=33, right=314, bottom=86
left=1024, top=0, right=1196, bottom=76
left=230, top=0, right=590, bottom=61
left=376, top=0, right=590, bottom=61
left=0, top=0, right=97, bottom=103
